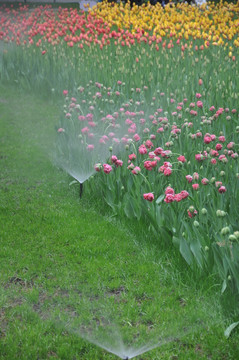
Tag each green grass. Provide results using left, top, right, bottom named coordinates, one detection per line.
left=1, top=84, right=239, bottom=360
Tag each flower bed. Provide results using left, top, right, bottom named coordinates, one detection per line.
left=58, top=80, right=239, bottom=294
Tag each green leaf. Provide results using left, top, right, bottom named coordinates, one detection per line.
left=224, top=321, right=239, bottom=339
left=124, top=196, right=135, bottom=219
left=127, top=175, right=133, bottom=190
left=105, top=190, right=116, bottom=210
left=190, top=239, right=203, bottom=268
left=143, top=205, right=158, bottom=231
left=155, top=204, right=163, bottom=226
left=179, top=237, right=193, bottom=265
left=212, top=244, right=228, bottom=279
left=221, top=279, right=227, bottom=294
left=124, top=195, right=142, bottom=220
left=132, top=200, right=142, bottom=220
left=156, top=194, right=164, bottom=205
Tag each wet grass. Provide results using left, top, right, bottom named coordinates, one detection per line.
left=1, top=84, right=239, bottom=360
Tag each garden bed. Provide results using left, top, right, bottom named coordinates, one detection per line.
left=0, top=1, right=239, bottom=358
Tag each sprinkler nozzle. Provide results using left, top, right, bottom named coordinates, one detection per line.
left=79, top=183, right=83, bottom=198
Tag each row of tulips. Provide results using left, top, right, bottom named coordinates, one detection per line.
left=0, top=2, right=238, bottom=101
left=0, top=2, right=238, bottom=50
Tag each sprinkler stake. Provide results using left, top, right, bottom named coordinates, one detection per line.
left=80, top=182, right=83, bottom=198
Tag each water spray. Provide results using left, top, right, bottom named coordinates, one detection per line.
left=80, top=183, right=83, bottom=198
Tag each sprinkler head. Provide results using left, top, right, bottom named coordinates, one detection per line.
left=123, top=357, right=129, bottom=360
left=79, top=182, right=83, bottom=198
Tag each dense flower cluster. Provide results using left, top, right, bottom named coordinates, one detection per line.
left=91, top=1, right=239, bottom=47
left=164, top=186, right=189, bottom=203
left=57, top=81, right=238, bottom=227
left=0, top=1, right=238, bottom=55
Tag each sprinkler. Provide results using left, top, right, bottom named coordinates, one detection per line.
left=80, top=182, right=83, bottom=198
left=123, top=357, right=129, bottom=360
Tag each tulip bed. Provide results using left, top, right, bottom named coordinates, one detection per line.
left=0, top=0, right=239, bottom=295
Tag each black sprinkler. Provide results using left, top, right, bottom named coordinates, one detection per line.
left=80, top=183, right=83, bottom=198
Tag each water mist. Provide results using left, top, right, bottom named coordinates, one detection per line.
left=54, top=89, right=130, bottom=194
